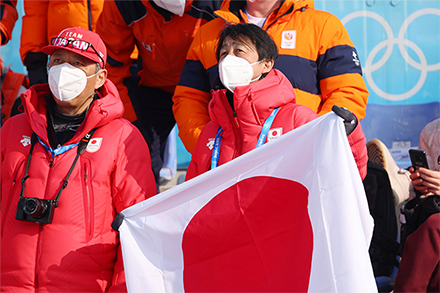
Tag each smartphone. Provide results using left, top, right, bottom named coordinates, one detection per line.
left=409, top=149, right=429, bottom=170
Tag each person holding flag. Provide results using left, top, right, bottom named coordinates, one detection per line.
left=113, top=25, right=375, bottom=288
left=173, top=0, right=369, bottom=155
left=186, top=23, right=368, bottom=181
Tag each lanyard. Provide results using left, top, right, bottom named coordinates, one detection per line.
left=37, top=137, right=80, bottom=158
left=211, top=107, right=279, bottom=169
left=256, top=107, right=279, bottom=148
left=20, top=128, right=97, bottom=206
left=210, top=127, right=224, bottom=170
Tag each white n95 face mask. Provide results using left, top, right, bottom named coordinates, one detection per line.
left=152, top=0, right=186, bottom=16
left=219, top=55, right=262, bottom=93
left=49, top=63, right=97, bottom=102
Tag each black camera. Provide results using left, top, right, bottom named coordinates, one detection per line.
left=15, top=197, right=56, bottom=224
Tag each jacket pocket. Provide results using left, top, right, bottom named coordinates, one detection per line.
left=82, top=160, right=94, bottom=242
left=1, top=159, right=26, bottom=237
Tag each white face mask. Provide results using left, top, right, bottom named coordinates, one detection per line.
left=49, top=63, right=98, bottom=102
left=219, top=55, right=262, bottom=92
left=152, top=0, right=186, bottom=16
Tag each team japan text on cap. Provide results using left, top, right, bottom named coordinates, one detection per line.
left=42, top=27, right=107, bottom=68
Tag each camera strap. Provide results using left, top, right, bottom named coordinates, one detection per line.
left=20, top=133, right=38, bottom=198
left=20, top=128, right=98, bottom=206
left=54, top=128, right=97, bottom=206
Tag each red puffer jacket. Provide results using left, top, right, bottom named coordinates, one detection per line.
left=186, top=69, right=367, bottom=180
left=0, top=80, right=156, bottom=292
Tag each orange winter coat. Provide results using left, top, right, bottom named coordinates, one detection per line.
left=96, top=0, right=222, bottom=121
left=1, top=68, right=28, bottom=124
left=173, top=0, right=369, bottom=153
left=20, top=0, right=104, bottom=64
left=0, top=0, right=18, bottom=45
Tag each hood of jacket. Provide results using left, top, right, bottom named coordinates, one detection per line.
left=21, top=79, right=124, bottom=146
left=209, top=69, right=296, bottom=155
left=210, top=69, right=296, bottom=127
left=215, top=0, right=314, bottom=24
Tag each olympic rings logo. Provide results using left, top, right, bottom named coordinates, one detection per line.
left=342, top=8, right=440, bottom=101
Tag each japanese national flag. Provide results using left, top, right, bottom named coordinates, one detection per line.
left=117, top=113, right=376, bottom=292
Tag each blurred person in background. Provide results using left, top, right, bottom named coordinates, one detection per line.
left=20, top=0, right=104, bottom=86
left=394, top=118, right=440, bottom=293
left=96, top=0, right=223, bottom=188
left=1, top=0, right=27, bottom=127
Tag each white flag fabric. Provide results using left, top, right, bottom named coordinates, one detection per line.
left=118, top=113, right=376, bottom=293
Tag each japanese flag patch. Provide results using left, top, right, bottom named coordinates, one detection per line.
left=268, top=128, right=283, bottom=141
left=281, top=31, right=296, bottom=49
left=86, top=138, right=103, bottom=153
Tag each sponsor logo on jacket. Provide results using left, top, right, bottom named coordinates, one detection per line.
left=20, top=135, right=31, bottom=147
left=142, top=42, right=152, bottom=52
left=352, top=51, right=360, bottom=66
left=206, top=138, right=215, bottom=150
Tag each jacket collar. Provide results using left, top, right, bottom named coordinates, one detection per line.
left=209, top=69, right=296, bottom=130
left=21, top=80, right=123, bottom=145
left=215, top=0, right=313, bottom=25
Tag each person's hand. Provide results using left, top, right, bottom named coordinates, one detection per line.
left=332, top=105, right=358, bottom=136
left=409, top=166, right=440, bottom=196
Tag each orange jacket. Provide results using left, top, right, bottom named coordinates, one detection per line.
left=20, top=0, right=104, bottom=64
left=0, top=0, right=18, bottom=45
left=96, top=0, right=222, bottom=121
left=1, top=68, right=28, bottom=124
left=172, top=0, right=369, bottom=153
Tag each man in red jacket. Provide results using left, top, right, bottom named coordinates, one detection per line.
left=1, top=27, right=157, bottom=292
left=186, top=23, right=368, bottom=181
left=173, top=0, right=369, bottom=154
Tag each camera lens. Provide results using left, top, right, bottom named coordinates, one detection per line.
left=23, top=198, right=48, bottom=218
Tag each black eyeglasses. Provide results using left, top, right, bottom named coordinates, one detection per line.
left=51, top=37, right=105, bottom=67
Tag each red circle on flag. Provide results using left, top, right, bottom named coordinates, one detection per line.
left=183, top=176, right=313, bottom=292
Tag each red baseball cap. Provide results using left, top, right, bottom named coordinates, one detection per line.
left=42, top=27, right=107, bottom=68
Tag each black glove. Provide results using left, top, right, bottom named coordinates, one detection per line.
left=24, top=52, right=48, bottom=86
left=111, top=213, right=125, bottom=232
left=332, top=105, right=358, bottom=136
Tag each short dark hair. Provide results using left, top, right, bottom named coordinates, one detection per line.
left=215, top=23, right=279, bottom=62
